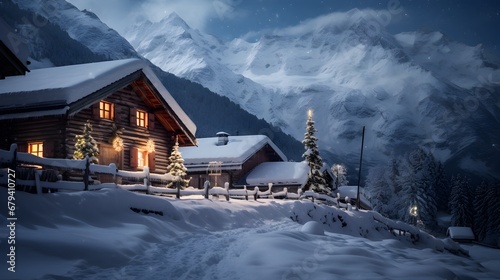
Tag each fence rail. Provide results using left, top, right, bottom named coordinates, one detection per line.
left=0, top=144, right=342, bottom=206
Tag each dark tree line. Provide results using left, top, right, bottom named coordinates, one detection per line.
left=366, top=147, right=499, bottom=245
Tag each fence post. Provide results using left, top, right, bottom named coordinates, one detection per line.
left=109, top=163, right=117, bottom=188
left=176, top=178, right=181, bottom=199
left=244, top=185, right=248, bottom=201
left=10, top=143, right=17, bottom=170
left=254, top=186, right=259, bottom=201
left=143, top=166, right=150, bottom=194
left=204, top=180, right=210, bottom=199
left=224, top=182, right=229, bottom=201
left=34, top=170, right=42, bottom=194
left=83, top=157, right=90, bottom=191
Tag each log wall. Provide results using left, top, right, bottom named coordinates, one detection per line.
left=66, top=87, right=175, bottom=173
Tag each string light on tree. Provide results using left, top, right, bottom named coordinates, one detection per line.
left=302, top=108, right=329, bottom=194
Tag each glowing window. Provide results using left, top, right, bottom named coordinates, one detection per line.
left=137, top=149, right=148, bottom=167
left=99, top=101, right=114, bottom=120
left=136, top=110, right=148, bottom=127
left=28, top=142, right=44, bottom=157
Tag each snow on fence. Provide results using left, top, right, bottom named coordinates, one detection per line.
left=0, top=144, right=342, bottom=206
left=0, top=144, right=176, bottom=194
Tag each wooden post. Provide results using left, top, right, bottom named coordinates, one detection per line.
left=144, top=166, right=150, bottom=195
left=176, top=179, right=180, bottom=199
left=254, top=186, right=259, bottom=201
left=244, top=185, right=248, bottom=201
left=224, top=182, right=229, bottom=201
left=356, top=126, right=365, bottom=210
left=34, top=170, right=42, bottom=194
left=83, top=156, right=90, bottom=191
left=110, top=163, right=118, bottom=188
left=204, top=180, right=210, bottom=199
left=10, top=143, right=17, bottom=171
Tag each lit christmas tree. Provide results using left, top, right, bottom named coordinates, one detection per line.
left=166, top=136, right=189, bottom=188
left=302, top=109, right=329, bottom=194
left=73, top=120, right=99, bottom=163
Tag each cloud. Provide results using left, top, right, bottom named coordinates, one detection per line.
left=67, top=0, right=244, bottom=34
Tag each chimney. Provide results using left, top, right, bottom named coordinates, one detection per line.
left=216, top=132, right=230, bottom=146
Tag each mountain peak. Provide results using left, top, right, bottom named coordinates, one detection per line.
left=161, top=12, right=190, bottom=30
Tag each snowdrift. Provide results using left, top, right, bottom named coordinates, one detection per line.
left=0, top=188, right=496, bottom=280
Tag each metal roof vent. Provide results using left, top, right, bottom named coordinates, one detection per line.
left=216, top=131, right=230, bottom=146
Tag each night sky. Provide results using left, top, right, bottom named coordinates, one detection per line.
left=67, top=0, right=500, bottom=58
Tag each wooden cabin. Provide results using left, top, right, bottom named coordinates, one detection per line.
left=179, top=133, right=287, bottom=188
left=0, top=58, right=197, bottom=176
left=235, top=161, right=335, bottom=193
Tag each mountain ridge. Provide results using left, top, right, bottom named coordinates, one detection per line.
left=125, top=9, right=500, bottom=179
left=1, top=0, right=304, bottom=161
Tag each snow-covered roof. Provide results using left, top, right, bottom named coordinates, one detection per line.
left=180, top=135, right=287, bottom=168
left=0, top=58, right=196, bottom=139
left=243, top=161, right=309, bottom=187
left=447, top=227, right=475, bottom=240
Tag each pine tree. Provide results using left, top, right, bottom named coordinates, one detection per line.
left=302, top=110, right=328, bottom=194
left=434, top=162, right=450, bottom=212
left=417, top=151, right=438, bottom=228
left=396, top=148, right=437, bottom=227
left=166, top=137, right=189, bottom=188
left=73, top=120, right=99, bottom=163
left=484, top=181, right=500, bottom=245
left=473, top=181, right=490, bottom=241
left=386, top=156, right=401, bottom=194
left=396, top=155, right=418, bottom=224
left=366, top=165, right=394, bottom=217
left=331, top=164, right=349, bottom=190
left=449, top=175, right=473, bottom=227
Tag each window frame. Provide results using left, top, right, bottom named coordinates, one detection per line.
left=137, top=149, right=148, bottom=168
left=136, top=109, right=148, bottom=128
left=99, top=100, right=114, bottom=120
left=28, top=142, right=44, bottom=157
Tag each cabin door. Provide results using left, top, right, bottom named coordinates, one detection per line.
left=98, top=143, right=123, bottom=183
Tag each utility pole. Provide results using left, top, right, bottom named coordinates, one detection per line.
left=356, top=126, right=365, bottom=210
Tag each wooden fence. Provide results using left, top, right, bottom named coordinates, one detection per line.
left=0, top=144, right=345, bottom=206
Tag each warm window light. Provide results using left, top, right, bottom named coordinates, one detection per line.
left=28, top=142, right=44, bottom=157
left=136, top=110, right=148, bottom=127
left=99, top=101, right=114, bottom=120
left=137, top=149, right=148, bottom=167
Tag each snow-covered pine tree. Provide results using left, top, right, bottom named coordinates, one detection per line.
left=365, top=165, right=394, bottom=217
left=302, top=109, right=328, bottom=194
left=417, top=151, right=438, bottom=228
left=396, top=148, right=437, bottom=228
left=396, top=155, right=418, bottom=224
left=165, top=137, right=189, bottom=189
left=73, top=120, right=99, bottom=163
left=449, top=174, right=473, bottom=227
left=386, top=156, right=401, bottom=194
left=484, top=181, right=500, bottom=245
left=331, top=164, right=348, bottom=190
left=434, top=162, right=450, bottom=212
left=473, top=181, right=491, bottom=242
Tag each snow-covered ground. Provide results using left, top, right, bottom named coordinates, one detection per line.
left=0, top=188, right=498, bottom=280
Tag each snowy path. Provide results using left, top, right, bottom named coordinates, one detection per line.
left=66, top=219, right=496, bottom=280
left=1, top=189, right=498, bottom=280
left=67, top=220, right=297, bottom=280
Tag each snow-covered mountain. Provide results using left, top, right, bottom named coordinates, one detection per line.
left=125, top=10, right=500, bottom=178
left=11, top=0, right=137, bottom=60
